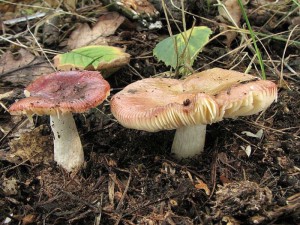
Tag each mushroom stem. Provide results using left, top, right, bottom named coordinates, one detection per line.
left=50, top=112, right=84, bottom=172
left=171, top=124, right=207, bottom=158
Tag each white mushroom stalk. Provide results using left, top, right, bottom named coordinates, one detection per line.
left=171, top=124, right=206, bottom=158
left=50, top=112, right=84, bottom=172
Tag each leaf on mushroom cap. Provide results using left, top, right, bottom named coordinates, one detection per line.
left=111, top=68, right=277, bottom=132
left=9, top=71, right=110, bottom=116
left=53, top=45, right=130, bottom=77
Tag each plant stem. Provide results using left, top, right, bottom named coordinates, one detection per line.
left=237, top=0, right=266, bottom=79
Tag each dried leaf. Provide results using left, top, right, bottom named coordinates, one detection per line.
left=169, top=199, right=178, bottom=206
left=0, top=91, right=14, bottom=100
left=242, top=129, right=264, bottom=139
left=108, top=173, right=116, bottom=206
left=195, top=178, right=210, bottom=195
left=44, top=0, right=78, bottom=11
left=63, top=0, right=78, bottom=12
left=220, top=174, right=231, bottom=185
left=22, top=214, right=36, bottom=225
left=160, top=162, right=176, bottom=175
left=2, top=177, right=18, bottom=196
left=222, top=216, right=241, bottom=225
left=5, top=125, right=53, bottom=164
left=241, top=145, right=252, bottom=157
left=67, top=12, right=125, bottom=49
left=0, top=48, right=35, bottom=74
left=118, top=0, right=159, bottom=19
left=0, top=49, right=54, bottom=86
left=218, top=0, right=243, bottom=47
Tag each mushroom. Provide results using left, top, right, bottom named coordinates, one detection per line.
left=9, top=71, right=110, bottom=172
left=110, top=68, right=277, bottom=158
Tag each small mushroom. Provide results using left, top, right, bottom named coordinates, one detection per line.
left=9, top=71, right=110, bottom=172
left=111, top=68, right=277, bottom=158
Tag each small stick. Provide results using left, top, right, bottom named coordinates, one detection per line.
left=60, top=190, right=100, bottom=213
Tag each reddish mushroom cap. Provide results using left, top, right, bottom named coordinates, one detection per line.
left=111, top=68, right=277, bottom=132
left=9, top=71, right=110, bottom=115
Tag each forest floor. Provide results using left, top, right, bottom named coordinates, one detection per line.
left=0, top=0, right=299, bottom=224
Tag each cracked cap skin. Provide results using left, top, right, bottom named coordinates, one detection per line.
left=110, top=68, right=277, bottom=132
left=9, top=70, right=110, bottom=116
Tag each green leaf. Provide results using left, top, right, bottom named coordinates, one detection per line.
left=54, top=45, right=130, bottom=77
left=153, top=26, right=212, bottom=73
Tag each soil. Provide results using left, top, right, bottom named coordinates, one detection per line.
left=0, top=1, right=300, bottom=225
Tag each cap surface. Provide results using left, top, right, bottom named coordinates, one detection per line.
left=9, top=71, right=110, bottom=115
left=111, top=68, right=277, bottom=132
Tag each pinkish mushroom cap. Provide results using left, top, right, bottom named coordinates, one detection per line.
left=111, top=68, right=277, bottom=158
left=9, top=70, right=110, bottom=172
left=9, top=70, right=110, bottom=116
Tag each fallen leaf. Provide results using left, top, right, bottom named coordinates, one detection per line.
left=63, top=0, right=77, bottom=11
left=54, top=45, right=130, bottom=77
left=160, top=162, right=176, bottom=175
left=0, top=48, right=54, bottom=87
left=242, top=129, right=264, bottom=139
left=169, top=199, right=178, bottom=206
left=0, top=91, right=14, bottom=100
left=0, top=90, right=14, bottom=111
left=0, top=48, right=35, bottom=74
left=4, top=125, right=53, bottom=165
left=195, top=178, right=210, bottom=195
left=22, top=214, right=36, bottom=225
left=67, top=12, right=125, bottom=49
left=220, top=174, right=231, bottom=185
left=114, top=191, right=123, bottom=201
left=222, top=216, right=241, bottom=225
left=2, top=177, right=18, bottom=196
left=1, top=0, right=44, bottom=22
left=218, top=0, right=243, bottom=47
left=44, top=0, right=78, bottom=11
left=108, top=173, right=116, bottom=206
left=241, top=145, right=252, bottom=157
left=113, top=0, right=159, bottom=19
left=3, top=214, right=13, bottom=224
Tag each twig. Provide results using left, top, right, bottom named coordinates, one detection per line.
left=0, top=35, right=60, bottom=55
left=60, top=190, right=100, bottom=213
left=94, top=193, right=104, bottom=225
left=128, top=64, right=144, bottom=79
left=0, top=59, right=47, bottom=78
left=3, top=12, right=46, bottom=25
left=0, top=117, right=28, bottom=144
left=68, top=209, right=93, bottom=223
left=223, top=126, right=260, bottom=149
left=240, top=119, right=300, bottom=138
left=27, top=26, right=56, bottom=71
left=209, top=147, right=218, bottom=199
left=249, top=202, right=300, bottom=224
left=115, top=172, right=132, bottom=212
left=280, top=25, right=299, bottom=87
left=114, top=172, right=132, bottom=225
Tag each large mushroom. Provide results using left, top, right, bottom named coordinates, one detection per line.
left=111, top=68, right=277, bottom=158
left=9, top=71, right=110, bottom=172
